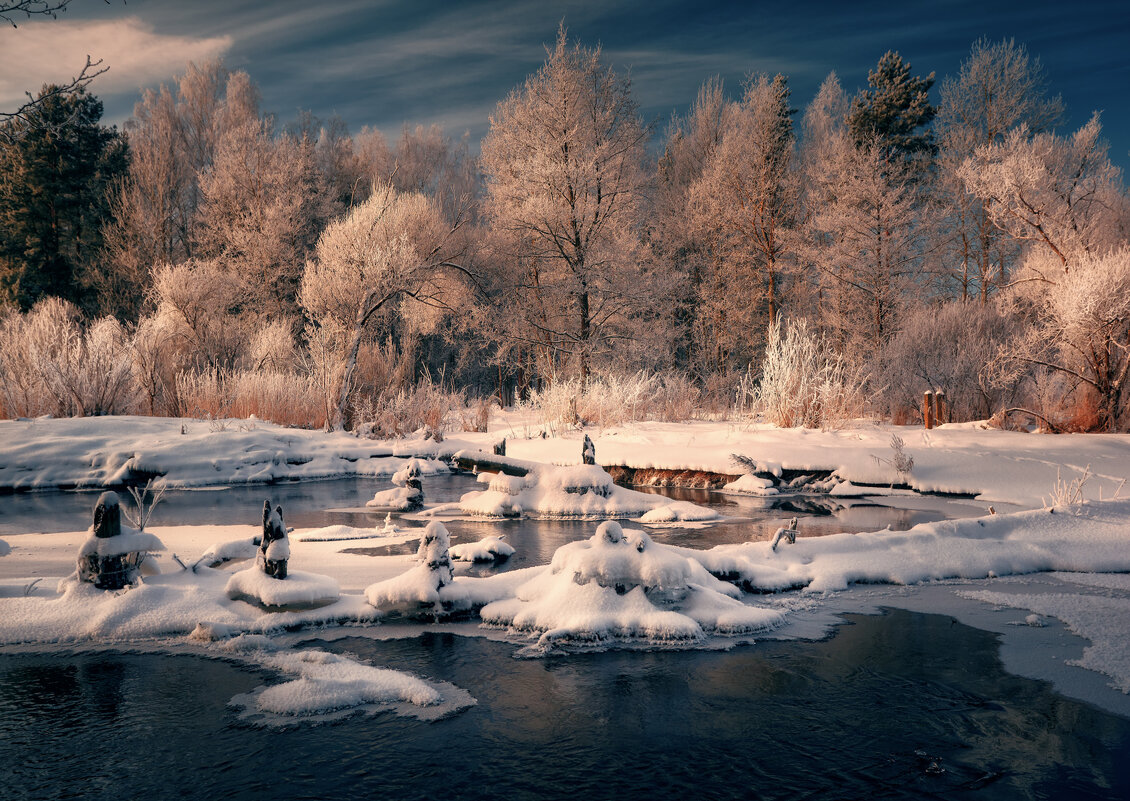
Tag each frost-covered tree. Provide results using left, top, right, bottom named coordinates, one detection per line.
left=196, top=116, right=332, bottom=316
left=299, top=183, right=471, bottom=429
left=653, top=76, right=729, bottom=373
left=959, top=114, right=1126, bottom=269
left=934, top=39, right=1064, bottom=302
left=1002, top=246, right=1130, bottom=431
left=802, top=60, right=934, bottom=352
left=689, top=73, right=798, bottom=352
left=806, top=133, right=923, bottom=350
left=102, top=62, right=258, bottom=318
left=480, top=27, right=654, bottom=384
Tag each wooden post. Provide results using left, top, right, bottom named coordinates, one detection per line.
left=924, top=391, right=934, bottom=430
left=935, top=391, right=947, bottom=425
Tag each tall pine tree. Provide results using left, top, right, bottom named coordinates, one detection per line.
left=0, top=86, right=127, bottom=312
left=848, top=51, right=935, bottom=160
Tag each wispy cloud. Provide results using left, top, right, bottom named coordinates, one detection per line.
left=0, top=17, right=231, bottom=107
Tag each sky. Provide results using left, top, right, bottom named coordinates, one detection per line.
left=2, top=0, right=1128, bottom=168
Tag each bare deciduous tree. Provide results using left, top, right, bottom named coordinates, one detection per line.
left=299, top=183, right=471, bottom=430
left=480, top=26, right=654, bottom=385
left=934, top=38, right=1064, bottom=302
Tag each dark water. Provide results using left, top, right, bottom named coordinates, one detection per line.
left=2, top=609, right=1128, bottom=800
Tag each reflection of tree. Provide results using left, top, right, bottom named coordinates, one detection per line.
left=80, top=659, right=128, bottom=721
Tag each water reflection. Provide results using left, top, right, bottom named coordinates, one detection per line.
left=1, top=474, right=989, bottom=566
left=2, top=610, right=1128, bottom=800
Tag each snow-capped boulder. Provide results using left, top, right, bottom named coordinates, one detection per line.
left=366, top=459, right=424, bottom=511
left=480, top=521, right=784, bottom=653
left=450, top=535, right=515, bottom=563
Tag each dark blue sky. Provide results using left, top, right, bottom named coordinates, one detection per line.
left=5, top=0, right=1129, bottom=168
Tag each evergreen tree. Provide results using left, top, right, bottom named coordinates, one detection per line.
left=848, top=51, right=935, bottom=159
left=0, top=86, right=127, bottom=312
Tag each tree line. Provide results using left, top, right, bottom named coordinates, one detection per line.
left=1, top=29, right=1127, bottom=431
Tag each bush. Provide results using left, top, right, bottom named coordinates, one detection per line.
left=880, top=302, right=1018, bottom=423
left=745, top=318, right=868, bottom=429
left=177, top=368, right=328, bottom=428
left=353, top=376, right=468, bottom=439
left=520, top=371, right=705, bottom=429
left=0, top=298, right=139, bottom=417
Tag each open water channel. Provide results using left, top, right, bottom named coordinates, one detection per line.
left=2, top=473, right=1128, bottom=799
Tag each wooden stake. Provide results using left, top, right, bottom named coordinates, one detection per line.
left=924, top=391, right=934, bottom=430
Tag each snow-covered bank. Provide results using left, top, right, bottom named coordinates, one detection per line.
left=686, top=499, right=1130, bottom=593
left=0, top=416, right=453, bottom=490
left=5, top=415, right=1129, bottom=511
left=493, top=419, right=1130, bottom=509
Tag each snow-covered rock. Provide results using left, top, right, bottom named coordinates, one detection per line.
left=459, top=464, right=718, bottom=520
left=225, top=567, right=340, bottom=609
left=450, top=535, right=514, bottom=562
left=480, top=522, right=784, bottom=653
left=722, top=474, right=779, bottom=496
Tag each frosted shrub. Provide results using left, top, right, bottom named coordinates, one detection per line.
left=62, top=317, right=139, bottom=416
left=748, top=318, right=868, bottom=429
left=248, top=319, right=299, bottom=371
left=881, top=303, right=1018, bottom=423
left=0, top=299, right=139, bottom=418
left=177, top=368, right=327, bottom=428
left=521, top=371, right=704, bottom=428
left=151, top=260, right=258, bottom=370
left=228, top=370, right=326, bottom=428
left=354, top=377, right=465, bottom=439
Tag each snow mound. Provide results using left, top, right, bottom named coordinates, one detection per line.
left=480, top=521, right=784, bottom=654
left=687, top=499, right=1130, bottom=594
left=0, top=539, right=10, bottom=557
left=722, top=474, right=779, bottom=496
left=228, top=648, right=476, bottom=725
left=295, top=522, right=402, bottom=543
left=450, top=535, right=514, bottom=562
left=459, top=464, right=718, bottom=520
left=364, top=522, right=521, bottom=617
left=196, top=536, right=259, bottom=567
left=225, top=567, right=340, bottom=609
left=366, top=485, right=422, bottom=511
left=638, top=502, right=720, bottom=523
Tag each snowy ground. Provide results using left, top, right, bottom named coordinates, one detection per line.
left=2, top=414, right=1130, bottom=722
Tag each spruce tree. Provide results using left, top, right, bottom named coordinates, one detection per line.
left=847, top=51, right=936, bottom=159
left=0, top=86, right=128, bottom=312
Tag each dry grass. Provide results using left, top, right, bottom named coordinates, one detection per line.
left=177, top=369, right=327, bottom=428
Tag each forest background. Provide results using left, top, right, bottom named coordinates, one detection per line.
left=2, top=12, right=1128, bottom=435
